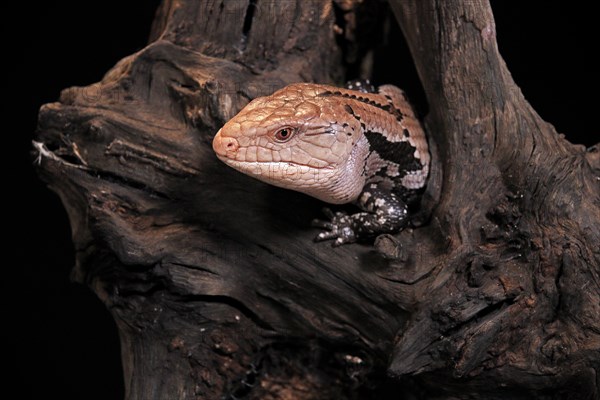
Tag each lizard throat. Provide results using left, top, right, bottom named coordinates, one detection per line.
left=217, top=157, right=364, bottom=204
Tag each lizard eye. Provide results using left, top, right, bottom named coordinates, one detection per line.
left=274, top=127, right=295, bottom=142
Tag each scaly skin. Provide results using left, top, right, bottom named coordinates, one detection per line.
left=213, top=82, right=430, bottom=245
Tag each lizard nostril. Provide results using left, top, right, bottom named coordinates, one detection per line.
left=213, top=132, right=239, bottom=158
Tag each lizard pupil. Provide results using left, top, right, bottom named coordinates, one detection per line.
left=275, top=127, right=294, bottom=141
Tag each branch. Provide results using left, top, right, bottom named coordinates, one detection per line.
left=386, top=0, right=599, bottom=393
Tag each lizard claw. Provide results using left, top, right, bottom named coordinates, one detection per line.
left=311, top=208, right=343, bottom=229
left=311, top=219, right=334, bottom=230
left=312, top=208, right=357, bottom=245
left=321, top=207, right=337, bottom=219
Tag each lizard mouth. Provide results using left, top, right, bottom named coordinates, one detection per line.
left=217, top=156, right=334, bottom=171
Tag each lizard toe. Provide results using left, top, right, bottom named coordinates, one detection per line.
left=314, top=230, right=340, bottom=242
left=311, top=219, right=334, bottom=229
left=321, top=207, right=336, bottom=219
left=332, top=227, right=357, bottom=246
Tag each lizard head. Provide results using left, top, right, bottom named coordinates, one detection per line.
left=213, top=83, right=367, bottom=204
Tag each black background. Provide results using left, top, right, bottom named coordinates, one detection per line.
left=6, top=1, right=597, bottom=399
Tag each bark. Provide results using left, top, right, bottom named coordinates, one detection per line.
left=34, top=0, right=599, bottom=399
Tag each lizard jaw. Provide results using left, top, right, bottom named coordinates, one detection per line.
left=215, top=158, right=360, bottom=204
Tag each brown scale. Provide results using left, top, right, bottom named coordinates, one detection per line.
left=316, top=87, right=428, bottom=190
left=317, top=86, right=428, bottom=168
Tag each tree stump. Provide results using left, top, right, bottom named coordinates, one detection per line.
left=34, top=0, right=600, bottom=399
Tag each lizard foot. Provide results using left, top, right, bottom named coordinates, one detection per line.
left=311, top=208, right=358, bottom=246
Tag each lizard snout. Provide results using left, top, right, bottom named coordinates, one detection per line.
left=213, top=131, right=239, bottom=159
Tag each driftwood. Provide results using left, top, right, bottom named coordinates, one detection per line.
left=34, top=0, right=599, bottom=399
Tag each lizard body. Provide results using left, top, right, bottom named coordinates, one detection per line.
left=213, top=82, right=430, bottom=245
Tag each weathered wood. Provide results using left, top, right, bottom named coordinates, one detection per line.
left=34, top=0, right=599, bottom=399
left=385, top=0, right=600, bottom=397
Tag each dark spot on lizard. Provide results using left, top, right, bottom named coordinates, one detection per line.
left=364, top=130, right=423, bottom=171
left=344, top=105, right=364, bottom=129
left=322, top=91, right=404, bottom=121
left=403, top=128, right=410, bottom=138
left=375, top=166, right=389, bottom=178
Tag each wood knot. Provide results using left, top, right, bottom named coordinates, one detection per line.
left=374, top=234, right=403, bottom=260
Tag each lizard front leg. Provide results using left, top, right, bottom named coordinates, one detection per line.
left=312, top=183, right=409, bottom=246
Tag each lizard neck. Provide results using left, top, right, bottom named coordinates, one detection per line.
left=306, top=134, right=369, bottom=204
left=320, top=89, right=408, bottom=143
